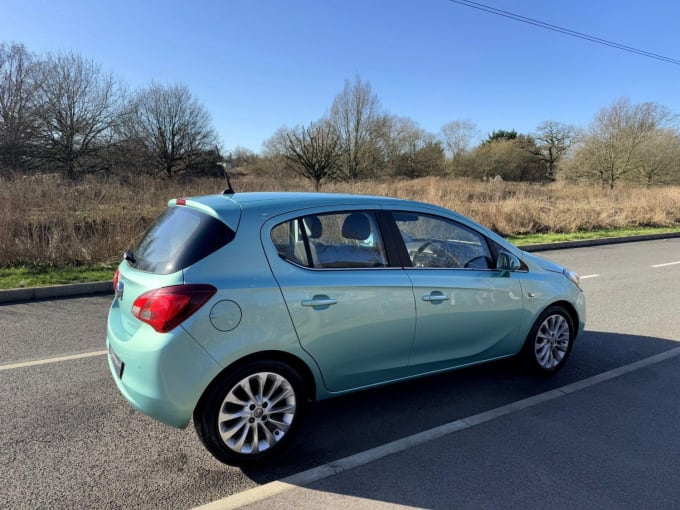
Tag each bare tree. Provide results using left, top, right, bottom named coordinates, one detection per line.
left=283, top=121, right=342, bottom=190
left=262, top=126, right=290, bottom=157
left=329, top=76, right=384, bottom=180
left=229, top=146, right=257, bottom=168
left=634, top=128, right=680, bottom=186
left=393, top=139, right=445, bottom=178
left=378, top=115, right=444, bottom=177
left=127, top=83, right=218, bottom=177
left=440, top=119, right=478, bottom=159
left=0, top=42, right=40, bottom=174
left=532, top=120, right=578, bottom=181
left=577, top=98, right=677, bottom=189
left=33, top=51, right=125, bottom=178
left=376, top=115, right=417, bottom=171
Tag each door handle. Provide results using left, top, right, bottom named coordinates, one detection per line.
left=422, top=293, right=449, bottom=303
left=302, top=297, right=337, bottom=307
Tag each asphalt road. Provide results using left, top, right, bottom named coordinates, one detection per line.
left=1, top=239, right=679, bottom=509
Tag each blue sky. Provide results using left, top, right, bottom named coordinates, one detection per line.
left=2, top=0, right=679, bottom=153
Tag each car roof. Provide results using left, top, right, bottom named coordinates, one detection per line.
left=171, top=191, right=518, bottom=256
left=185, top=191, right=430, bottom=216
left=228, top=191, right=410, bottom=208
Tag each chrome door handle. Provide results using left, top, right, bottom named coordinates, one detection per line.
left=302, top=298, right=337, bottom=307
left=422, top=294, right=449, bottom=302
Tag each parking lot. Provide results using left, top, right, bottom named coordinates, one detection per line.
left=2, top=239, right=679, bottom=509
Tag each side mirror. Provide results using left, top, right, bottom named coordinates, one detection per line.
left=497, top=251, right=521, bottom=275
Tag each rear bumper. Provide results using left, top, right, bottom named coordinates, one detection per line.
left=106, top=300, right=221, bottom=428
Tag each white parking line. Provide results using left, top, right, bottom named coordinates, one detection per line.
left=192, top=346, right=680, bottom=510
left=651, top=261, right=680, bottom=268
left=0, top=350, right=108, bottom=371
left=581, top=274, right=600, bottom=279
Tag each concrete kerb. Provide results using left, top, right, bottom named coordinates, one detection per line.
left=0, top=281, right=112, bottom=304
left=1, top=233, right=679, bottom=304
left=519, top=231, right=680, bottom=252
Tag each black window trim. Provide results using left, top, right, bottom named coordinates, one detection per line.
left=270, top=208, right=520, bottom=273
left=376, top=210, right=412, bottom=267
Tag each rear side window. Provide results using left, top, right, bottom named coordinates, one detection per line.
left=131, top=206, right=235, bottom=274
left=271, top=212, right=388, bottom=269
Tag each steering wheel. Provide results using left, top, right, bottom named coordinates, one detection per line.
left=463, top=255, right=491, bottom=269
left=413, top=240, right=461, bottom=268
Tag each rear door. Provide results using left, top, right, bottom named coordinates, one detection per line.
left=264, top=209, right=416, bottom=393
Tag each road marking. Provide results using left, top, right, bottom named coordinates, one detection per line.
left=651, top=261, right=680, bottom=268
left=580, top=274, right=600, bottom=279
left=0, top=350, right=108, bottom=371
left=192, top=345, right=680, bottom=510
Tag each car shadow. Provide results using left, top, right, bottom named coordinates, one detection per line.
left=241, top=330, right=678, bottom=482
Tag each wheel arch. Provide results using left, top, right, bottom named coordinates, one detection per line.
left=547, top=300, right=580, bottom=337
left=520, top=300, right=579, bottom=375
left=194, top=350, right=318, bottom=415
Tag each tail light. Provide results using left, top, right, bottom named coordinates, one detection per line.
left=131, top=285, right=217, bottom=333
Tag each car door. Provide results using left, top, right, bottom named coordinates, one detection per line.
left=265, top=210, right=416, bottom=393
left=392, top=211, right=525, bottom=373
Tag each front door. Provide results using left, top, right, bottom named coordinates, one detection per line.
left=392, top=211, right=524, bottom=372
left=406, top=269, right=524, bottom=370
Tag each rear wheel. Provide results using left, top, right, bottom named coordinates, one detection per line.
left=194, top=360, right=307, bottom=466
left=521, top=306, right=574, bottom=375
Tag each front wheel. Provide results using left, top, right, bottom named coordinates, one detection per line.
left=521, top=306, right=574, bottom=375
left=193, top=360, right=307, bottom=466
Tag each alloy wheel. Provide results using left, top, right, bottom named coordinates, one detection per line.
left=217, top=372, right=297, bottom=455
left=534, top=314, right=571, bottom=370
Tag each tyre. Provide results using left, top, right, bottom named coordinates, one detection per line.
left=193, top=360, right=307, bottom=466
left=521, top=306, right=574, bottom=375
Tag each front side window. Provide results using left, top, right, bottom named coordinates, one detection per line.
left=392, top=212, right=492, bottom=269
left=271, top=211, right=388, bottom=269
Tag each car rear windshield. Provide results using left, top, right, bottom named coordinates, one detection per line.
left=130, top=206, right=235, bottom=274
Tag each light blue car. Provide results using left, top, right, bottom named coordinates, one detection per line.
left=107, top=191, right=585, bottom=466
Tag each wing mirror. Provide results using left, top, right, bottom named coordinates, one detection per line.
left=497, top=251, right=521, bottom=275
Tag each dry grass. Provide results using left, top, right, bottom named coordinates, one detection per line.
left=1, top=172, right=679, bottom=267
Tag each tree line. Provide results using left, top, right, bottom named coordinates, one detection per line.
left=0, top=42, right=221, bottom=179
left=265, top=79, right=680, bottom=189
left=3, top=41, right=680, bottom=188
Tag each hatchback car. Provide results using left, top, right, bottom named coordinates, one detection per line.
left=107, top=191, right=585, bottom=466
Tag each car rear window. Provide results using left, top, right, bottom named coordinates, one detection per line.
left=130, top=206, right=235, bottom=274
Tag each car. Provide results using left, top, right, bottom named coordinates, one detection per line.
left=106, top=191, right=585, bottom=466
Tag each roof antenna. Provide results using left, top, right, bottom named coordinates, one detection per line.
left=217, top=151, right=235, bottom=194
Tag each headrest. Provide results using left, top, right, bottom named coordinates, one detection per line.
left=341, top=213, right=371, bottom=241
left=303, top=215, right=322, bottom=239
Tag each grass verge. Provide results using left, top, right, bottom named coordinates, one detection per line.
left=0, top=264, right=116, bottom=290
left=508, top=227, right=680, bottom=246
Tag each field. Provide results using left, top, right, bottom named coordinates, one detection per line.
left=1, top=172, right=680, bottom=269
